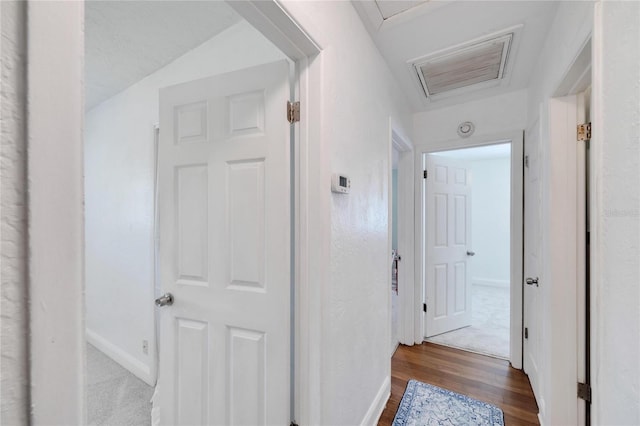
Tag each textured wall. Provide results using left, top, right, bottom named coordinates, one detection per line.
left=0, top=1, right=29, bottom=423
left=413, top=89, right=527, bottom=147
left=280, top=2, right=413, bottom=424
left=593, top=1, right=640, bottom=423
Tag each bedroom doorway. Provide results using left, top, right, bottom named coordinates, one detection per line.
left=424, top=142, right=513, bottom=359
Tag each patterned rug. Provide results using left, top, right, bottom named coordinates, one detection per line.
left=392, top=380, right=504, bottom=426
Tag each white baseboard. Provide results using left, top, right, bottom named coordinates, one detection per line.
left=361, top=376, right=391, bottom=426
left=86, top=328, right=154, bottom=386
left=472, top=278, right=510, bottom=288
left=390, top=341, right=399, bottom=358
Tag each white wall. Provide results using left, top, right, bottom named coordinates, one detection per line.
left=279, top=2, right=414, bottom=424
left=1, top=2, right=29, bottom=423
left=470, top=157, right=511, bottom=287
left=84, top=20, right=286, bottom=384
left=413, top=89, right=527, bottom=148
left=592, top=1, right=640, bottom=424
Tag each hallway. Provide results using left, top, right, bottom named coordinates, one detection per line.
left=379, top=343, right=539, bottom=425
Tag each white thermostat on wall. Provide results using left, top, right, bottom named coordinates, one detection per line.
left=331, top=173, right=351, bottom=194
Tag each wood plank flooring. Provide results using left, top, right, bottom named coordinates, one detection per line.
left=378, top=342, right=539, bottom=425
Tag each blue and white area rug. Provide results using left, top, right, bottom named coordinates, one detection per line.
left=392, top=379, right=504, bottom=426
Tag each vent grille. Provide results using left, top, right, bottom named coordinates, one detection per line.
left=414, top=33, right=513, bottom=98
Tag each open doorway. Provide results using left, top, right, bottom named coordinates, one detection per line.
left=83, top=2, right=294, bottom=424
left=423, top=143, right=513, bottom=359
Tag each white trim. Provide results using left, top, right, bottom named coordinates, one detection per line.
left=510, top=133, right=524, bottom=369
left=389, top=119, right=416, bottom=346
left=575, top=90, right=588, bottom=426
left=360, top=376, right=391, bottom=426
left=27, top=2, right=85, bottom=424
left=228, top=0, right=322, bottom=60
left=590, top=5, right=602, bottom=422
left=413, top=131, right=524, bottom=368
left=531, top=32, right=592, bottom=425
left=472, top=279, right=510, bottom=288
left=229, top=3, right=324, bottom=425
left=86, top=329, right=154, bottom=386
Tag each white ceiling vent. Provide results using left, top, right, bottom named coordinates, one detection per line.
left=412, top=32, right=514, bottom=99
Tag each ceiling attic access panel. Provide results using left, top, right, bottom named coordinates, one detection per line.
left=412, top=30, right=517, bottom=100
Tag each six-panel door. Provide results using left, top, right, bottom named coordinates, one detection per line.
left=424, top=154, right=473, bottom=338
left=158, top=61, right=291, bottom=425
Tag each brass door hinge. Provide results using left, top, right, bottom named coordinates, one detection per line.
left=577, top=122, right=591, bottom=141
left=287, top=101, right=300, bottom=124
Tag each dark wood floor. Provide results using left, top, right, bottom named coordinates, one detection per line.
left=378, top=342, right=539, bottom=425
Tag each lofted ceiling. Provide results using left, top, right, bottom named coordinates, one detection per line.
left=353, top=1, right=559, bottom=112
left=85, top=1, right=241, bottom=109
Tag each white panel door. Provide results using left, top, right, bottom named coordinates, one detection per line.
left=424, top=154, right=473, bottom=337
left=157, top=61, right=290, bottom=426
left=523, top=122, right=542, bottom=401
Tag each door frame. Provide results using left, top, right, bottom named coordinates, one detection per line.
left=534, top=35, right=591, bottom=425
left=26, top=1, right=324, bottom=424
left=387, top=119, right=415, bottom=347
left=413, top=131, right=524, bottom=368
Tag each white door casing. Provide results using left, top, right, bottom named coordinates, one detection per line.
left=158, top=60, right=291, bottom=425
left=523, top=119, right=542, bottom=402
left=423, top=154, right=473, bottom=338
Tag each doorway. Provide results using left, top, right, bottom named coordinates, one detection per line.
left=83, top=3, right=296, bottom=424
left=423, top=143, right=512, bottom=359
left=416, top=135, right=524, bottom=366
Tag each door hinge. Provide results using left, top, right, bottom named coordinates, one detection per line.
left=423, top=303, right=427, bottom=313
left=577, top=382, right=592, bottom=403
left=423, top=170, right=428, bottom=179
left=287, top=101, right=300, bottom=124
left=524, top=327, right=528, bottom=339
left=524, top=155, right=529, bottom=168
left=577, top=122, right=591, bottom=141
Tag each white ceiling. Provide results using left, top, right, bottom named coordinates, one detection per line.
left=353, top=1, right=559, bottom=112
left=85, top=1, right=241, bottom=109
left=432, top=142, right=511, bottom=160
left=375, top=0, right=430, bottom=19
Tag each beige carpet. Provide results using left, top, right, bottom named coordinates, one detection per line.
left=427, top=284, right=510, bottom=359
left=87, top=343, right=154, bottom=426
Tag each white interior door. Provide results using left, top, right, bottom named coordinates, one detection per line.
left=423, top=154, right=473, bottom=338
left=157, top=60, right=291, bottom=426
left=523, top=122, right=542, bottom=401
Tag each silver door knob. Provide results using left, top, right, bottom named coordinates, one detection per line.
left=525, top=277, right=539, bottom=287
left=466, top=251, right=475, bottom=256
left=155, top=293, right=174, bottom=307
